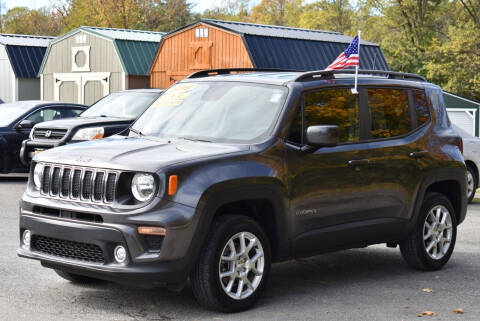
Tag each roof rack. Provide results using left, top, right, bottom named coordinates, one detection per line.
left=294, top=69, right=427, bottom=82
left=186, top=68, right=302, bottom=79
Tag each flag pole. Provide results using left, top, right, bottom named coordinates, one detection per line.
left=351, top=30, right=361, bottom=94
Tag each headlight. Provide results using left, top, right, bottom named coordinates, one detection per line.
left=131, top=173, right=156, bottom=202
left=72, top=127, right=104, bottom=141
left=33, top=163, right=43, bottom=189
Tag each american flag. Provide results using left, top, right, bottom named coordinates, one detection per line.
left=325, top=35, right=360, bottom=71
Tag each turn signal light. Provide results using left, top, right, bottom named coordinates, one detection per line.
left=168, top=175, right=178, bottom=196
left=138, top=226, right=167, bottom=236
left=91, top=133, right=104, bottom=140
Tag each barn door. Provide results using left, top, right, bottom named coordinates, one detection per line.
left=53, top=72, right=110, bottom=104
left=189, top=42, right=213, bottom=70
left=166, top=71, right=191, bottom=87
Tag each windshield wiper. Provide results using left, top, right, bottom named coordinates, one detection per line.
left=179, top=137, right=212, bottom=143
left=129, top=128, right=144, bottom=136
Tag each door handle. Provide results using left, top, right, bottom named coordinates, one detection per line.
left=348, top=159, right=370, bottom=166
left=409, top=151, right=428, bottom=159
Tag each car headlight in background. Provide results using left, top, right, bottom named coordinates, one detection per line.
left=33, top=163, right=43, bottom=189
left=131, top=173, right=156, bottom=202
left=72, top=127, right=104, bottom=141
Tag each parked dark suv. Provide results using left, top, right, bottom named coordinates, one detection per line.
left=18, top=69, right=467, bottom=312
left=20, top=89, right=164, bottom=165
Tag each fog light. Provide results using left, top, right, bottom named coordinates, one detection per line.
left=114, top=245, right=127, bottom=263
left=23, top=230, right=31, bottom=249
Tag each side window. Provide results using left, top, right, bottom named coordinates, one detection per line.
left=286, top=105, right=303, bottom=145
left=367, top=88, right=411, bottom=139
left=413, top=90, right=430, bottom=126
left=304, top=88, right=360, bottom=143
left=26, top=108, right=63, bottom=123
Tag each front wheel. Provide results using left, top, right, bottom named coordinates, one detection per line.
left=466, top=164, right=478, bottom=203
left=400, top=193, right=457, bottom=270
left=190, top=215, right=271, bottom=312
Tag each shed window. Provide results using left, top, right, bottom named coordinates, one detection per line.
left=75, top=34, right=87, bottom=44
left=195, top=28, right=209, bottom=38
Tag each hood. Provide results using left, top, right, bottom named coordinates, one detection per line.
left=34, top=116, right=132, bottom=130
left=34, top=136, right=250, bottom=172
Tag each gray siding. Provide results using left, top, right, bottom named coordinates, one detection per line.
left=42, top=31, right=124, bottom=102
left=0, top=45, right=14, bottom=102
left=59, top=81, right=78, bottom=103
left=17, top=78, right=41, bottom=100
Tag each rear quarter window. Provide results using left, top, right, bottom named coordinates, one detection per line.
left=367, top=88, right=411, bottom=139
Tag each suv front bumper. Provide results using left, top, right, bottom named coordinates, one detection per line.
left=17, top=195, right=200, bottom=288
left=20, top=139, right=65, bottom=166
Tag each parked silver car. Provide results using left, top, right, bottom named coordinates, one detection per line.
left=454, top=125, right=480, bottom=202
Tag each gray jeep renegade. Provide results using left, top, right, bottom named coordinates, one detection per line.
left=18, top=69, right=467, bottom=312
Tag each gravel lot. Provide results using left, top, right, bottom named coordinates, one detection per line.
left=1, top=175, right=479, bottom=321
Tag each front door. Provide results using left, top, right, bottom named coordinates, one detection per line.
left=287, top=87, right=377, bottom=255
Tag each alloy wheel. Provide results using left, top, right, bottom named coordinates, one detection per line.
left=467, top=170, right=475, bottom=199
left=218, top=231, right=265, bottom=300
left=423, top=205, right=453, bottom=260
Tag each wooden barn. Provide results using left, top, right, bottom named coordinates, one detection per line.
left=39, top=26, right=164, bottom=105
left=150, top=19, right=389, bottom=88
left=0, top=34, right=53, bottom=103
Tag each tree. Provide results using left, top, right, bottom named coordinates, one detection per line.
left=299, top=0, right=355, bottom=33
left=251, top=0, right=303, bottom=26
left=2, top=6, right=61, bottom=36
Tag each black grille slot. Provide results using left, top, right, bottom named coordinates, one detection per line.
left=144, top=235, right=164, bottom=251
left=82, top=171, right=93, bottom=199
left=105, top=173, right=116, bottom=202
left=93, top=172, right=104, bottom=201
left=33, top=128, right=68, bottom=140
left=72, top=170, right=81, bottom=198
left=42, top=166, right=51, bottom=194
left=61, top=168, right=71, bottom=197
left=51, top=167, right=61, bottom=195
left=32, top=235, right=105, bottom=263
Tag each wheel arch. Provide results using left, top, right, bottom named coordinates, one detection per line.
left=191, top=178, right=290, bottom=265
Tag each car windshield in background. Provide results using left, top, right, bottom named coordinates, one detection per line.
left=81, top=92, right=159, bottom=119
left=130, top=82, right=287, bottom=143
left=0, top=102, right=39, bottom=127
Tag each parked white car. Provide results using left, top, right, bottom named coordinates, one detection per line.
left=454, top=125, right=480, bottom=202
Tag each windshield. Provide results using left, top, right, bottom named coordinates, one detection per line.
left=131, top=82, right=287, bottom=143
left=81, top=92, right=159, bottom=119
left=0, top=101, right=39, bottom=127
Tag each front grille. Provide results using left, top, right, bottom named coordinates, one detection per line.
left=33, top=128, right=68, bottom=140
left=39, top=164, right=118, bottom=204
left=32, top=235, right=105, bottom=264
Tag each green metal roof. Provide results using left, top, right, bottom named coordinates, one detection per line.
left=39, top=26, right=164, bottom=76
left=443, top=92, right=480, bottom=110
left=114, top=40, right=159, bottom=75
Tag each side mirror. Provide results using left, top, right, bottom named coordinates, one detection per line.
left=15, top=119, right=35, bottom=130
left=305, top=125, right=339, bottom=148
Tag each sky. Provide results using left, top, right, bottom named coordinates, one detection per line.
left=2, top=0, right=223, bottom=13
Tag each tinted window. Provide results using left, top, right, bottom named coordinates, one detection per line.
left=26, top=108, right=66, bottom=123
left=304, top=88, right=360, bottom=143
left=368, top=88, right=411, bottom=139
left=286, top=105, right=302, bottom=145
left=413, top=90, right=430, bottom=125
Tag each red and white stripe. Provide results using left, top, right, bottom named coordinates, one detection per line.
left=325, top=53, right=359, bottom=71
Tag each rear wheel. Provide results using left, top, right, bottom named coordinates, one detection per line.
left=190, top=215, right=271, bottom=312
left=400, top=193, right=457, bottom=270
left=466, top=164, right=477, bottom=203
left=54, top=269, right=103, bottom=284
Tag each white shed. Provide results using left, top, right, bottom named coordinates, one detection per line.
left=444, top=92, right=480, bottom=137
left=0, top=34, right=53, bottom=103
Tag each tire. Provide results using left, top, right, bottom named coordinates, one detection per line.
left=466, top=164, right=478, bottom=203
left=400, top=193, right=457, bottom=270
left=190, top=215, right=271, bottom=312
left=54, top=269, right=103, bottom=284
